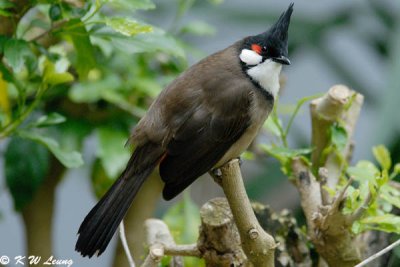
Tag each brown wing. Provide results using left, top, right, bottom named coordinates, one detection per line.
left=159, top=82, right=254, bottom=200
left=129, top=41, right=254, bottom=200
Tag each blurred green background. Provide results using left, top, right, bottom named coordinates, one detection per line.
left=0, top=0, right=399, bottom=266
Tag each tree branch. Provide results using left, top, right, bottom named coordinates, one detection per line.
left=198, top=197, right=249, bottom=266
left=289, top=85, right=365, bottom=267
left=219, top=159, right=277, bottom=267
left=355, top=238, right=400, bottom=267
left=310, top=85, right=364, bottom=204
left=119, top=221, right=135, bottom=267
left=141, top=219, right=189, bottom=267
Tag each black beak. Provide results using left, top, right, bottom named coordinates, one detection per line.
left=272, top=55, right=291, bottom=65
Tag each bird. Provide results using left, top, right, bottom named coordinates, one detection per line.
left=76, top=3, right=294, bottom=258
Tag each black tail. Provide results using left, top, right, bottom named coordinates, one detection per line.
left=75, top=143, right=163, bottom=257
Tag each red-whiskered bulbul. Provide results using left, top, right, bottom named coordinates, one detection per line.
left=76, top=3, right=294, bottom=257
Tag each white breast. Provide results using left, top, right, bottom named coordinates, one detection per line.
left=247, top=59, right=282, bottom=98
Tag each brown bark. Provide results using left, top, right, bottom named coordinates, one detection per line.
left=198, top=197, right=249, bottom=266
left=21, top=157, right=65, bottom=259
left=289, top=85, right=365, bottom=266
left=218, top=159, right=277, bottom=267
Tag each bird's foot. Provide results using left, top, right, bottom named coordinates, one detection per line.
left=209, top=168, right=223, bottom=187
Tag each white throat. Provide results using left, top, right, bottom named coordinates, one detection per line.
left=239, top=49, right=282, bottom=98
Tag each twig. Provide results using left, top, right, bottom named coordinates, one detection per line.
left=29, top=19, right=69, bottom=42
left=142, top=219, right=187, bottom=267
left=141, top=244, right=164, bottom=267
left=346, top=190, right=372, bottom=224
left=219, top=159, right=276, bottom=267
left=164, top=244, right=200, bottom=257
left=331, top=177, right=354, bottom=212
left=310, top=85, right=363, bottom=204
left=354, top=238, right=400, bottom=267
left=119, top=221, right=135, bottom=267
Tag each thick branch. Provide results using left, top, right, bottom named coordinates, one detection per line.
left=291, top=158, right=323, bottom=237
left=219, top=159, right=276, bottom=267
left=291, top=158, right=361, bottom=267
left=22, top=157, right=65, bottom=257
left=310, top=85, right=364, bottom=204
left=198, top=197, right=249, bottom=266
left=288, top=85, right=366, bottom=267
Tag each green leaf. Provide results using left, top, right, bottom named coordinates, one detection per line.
left=107, top=28, right=185, bottom=58
left=394, top=163, right=400, bottom=175
left=284, top=93, right=323, bottom=137
left=359, top=214, right=400, bottom=234
left=343, top=186, right=360, bottom=214
left=69, top=74, right=122, bottom=103
left=31, top=113, right=66, bottom=128
left=347, top=160, right=380, bottom=181
left=261, top=145, right=312, bottom=175
left=49, top=4, right=63, bottom=21
left=102, top=0, right=155, bottom=10
left=96, top=126, right=131, bottom=178
left=163, top=192, right=204, bottom=266
left=43, top=59, right=74, bottom=85
left=372, top=145, right=392, bottom=171
left=242, top=151, right=255, bottom=161
left=0, top=0, right=14, bottom=17
left=57, top=118, right=92, bottom=151
left=330, top=124, right=347, bottom=152
left=19, top=131, right=83, bottom=168
left=264, top=116, right=282, bottom=137
left=0, top=35, right=8, bottom=54
left=0, top=9, right=11, bottom=17
left=261, top=145, right=312, bottom=162
left=105, top=17, right=152, bottom=37
left=180, top=21, right=215, bottom=36
left=163, top=193, right=200, bottom=244
left=0, top=0, right=15, bottom=9
left=381, top=184, right=400, bottom=209
left=65, top=19, right=96, bottom=79
left=3, top=38, right=37, bottom=73
left=5, top=137, right=49, bottom=211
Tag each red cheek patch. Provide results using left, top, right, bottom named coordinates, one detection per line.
left=251, top=44, right=262, bottom=54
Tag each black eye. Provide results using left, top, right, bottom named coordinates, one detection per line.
left=262, top=46, right=267, bottom=51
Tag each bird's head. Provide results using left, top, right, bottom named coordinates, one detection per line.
left=240, top=3, right=294, bottom=67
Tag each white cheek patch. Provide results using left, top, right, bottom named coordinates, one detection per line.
left=239, top=49, right=262, bottom=65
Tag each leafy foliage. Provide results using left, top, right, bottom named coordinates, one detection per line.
left=163, top=192, right=205, bottom=266
left=262, top=94, right=400, bottom=235
left=0, top=0, right=220, bottom=264
left=346, top=145, right=400, bottom=234
left=5, top=137, right=49, bottom=211
left=0, top=0, right=215, bottom=212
